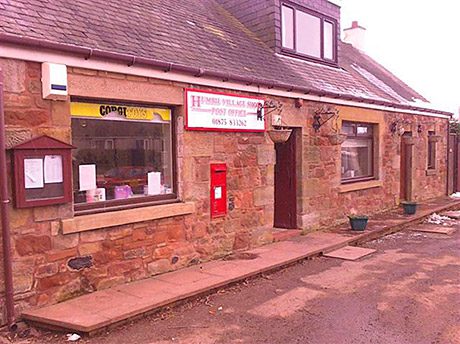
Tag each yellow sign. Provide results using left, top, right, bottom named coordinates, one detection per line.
left=70, top=102, right=171, bottom=122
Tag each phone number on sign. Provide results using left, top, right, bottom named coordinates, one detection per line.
left=212, top=118, right=247, bottom=127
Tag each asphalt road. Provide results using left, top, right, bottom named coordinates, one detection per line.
left=16, top=222, right=460, bottom=344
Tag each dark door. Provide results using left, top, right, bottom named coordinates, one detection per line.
left=447, top=133, right=455, bottom=195
left=274, top=130, right=297, bottom=229
left=400, top=132, right=413, bottom=201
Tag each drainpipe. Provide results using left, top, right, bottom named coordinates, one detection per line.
left=0, top=70, right=16, bottom=330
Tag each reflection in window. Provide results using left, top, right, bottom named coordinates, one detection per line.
left=296, top=11, right=321, bottom=58
left=281, top=5, right=294, bottom=49
left=281, top=4, right=336, bottom=62
left=341, top=122, right=374, bottom=182
left=71, top=107, right=173, bottom=205
left=323, top=21, right=334, bottom=60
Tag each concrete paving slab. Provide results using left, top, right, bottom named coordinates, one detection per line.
left=412, top=224, right=456, bottom=235
left=22, top=302, right=111, bottom=332
left=442, top=210, right=460, bottom=219
left=323, top=246, right=376, bottom=261
left=114, top=278, right=177, bottom=300
left=21, top=197, right=460, bottom=334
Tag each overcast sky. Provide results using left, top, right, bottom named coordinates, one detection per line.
left=338, top=0, right=459, bottom=115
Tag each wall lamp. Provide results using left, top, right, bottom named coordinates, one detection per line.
left=390, top=121, right=406, bottom=136
left=389, top=121, right=398, bottom=134
left=312, top=107, right=339, bottom=133
left=256, top=100, right=283, bottom=122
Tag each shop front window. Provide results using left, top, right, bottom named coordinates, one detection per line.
left=341, top=121, right=374, bottom=183
left=71, top=101, right=174, bottom=211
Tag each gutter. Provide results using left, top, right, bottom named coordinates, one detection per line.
left=0, top=70, right=16, bottom=330
left=0, top=33, right=453, bottom=118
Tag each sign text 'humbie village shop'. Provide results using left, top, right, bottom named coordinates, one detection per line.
left=185, top=89, right=265, bottom=132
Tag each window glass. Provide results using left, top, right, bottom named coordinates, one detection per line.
left=71, top=102, right=173, bottom=206
left=357, top=125, right=372, bottom=136
left=296, top=11, right=321, bottom=58
left=341, top=123, right=354, bottom=136
left=281, top=5, right=294, bottom=49
left=323, top=21, right=334, bottom=60
left=341, top=122, right=374, bottom=181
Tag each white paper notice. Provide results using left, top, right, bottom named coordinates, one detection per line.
left=44, top=155, right=63, bottom=184
left=214, top=186, right=222, bottom=200
left=147, top=172, right=161, bottom=195
left=24, top=158, right=44, bottom=189
left=79, top=164, right=97, bottom=191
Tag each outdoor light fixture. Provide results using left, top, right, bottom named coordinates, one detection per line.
left=256, top=100, right=283, bottom=121
left=256, top=99, right=293, bottom=144
left=417, top=124, right=423, bottom=133
left=390, top=121, right=398, bottom=134
left=312, top=107, right=339, bottom=133
left=390, top=121, right=407, bottom=136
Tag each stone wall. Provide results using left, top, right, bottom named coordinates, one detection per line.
left=297, top=104, right=448, bottom=230
left=0, top=60, right=275, bottom=322
left=0, top=58, right=449, bottom=323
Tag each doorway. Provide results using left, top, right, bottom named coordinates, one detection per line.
left=400, top=132, right=414, bottom=201
left=274, top=130, right=297, bottom=229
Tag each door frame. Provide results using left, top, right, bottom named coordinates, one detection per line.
left=400, top=132, right=414, bottom=201
left=274, top=128, right=298, bottom=229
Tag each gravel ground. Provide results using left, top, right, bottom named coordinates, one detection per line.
left=3, top=223, right=459, bottom=344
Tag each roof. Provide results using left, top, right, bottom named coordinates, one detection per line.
left=339, top=42, right=428, bottom=103
left=0, top=0, right=450, bottom=116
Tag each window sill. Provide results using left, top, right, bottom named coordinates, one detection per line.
left=425, top=169, right=437, bottom=176
left=338, top=180, right=383, bottom=193
left=62, top=201, right=195, bottom=234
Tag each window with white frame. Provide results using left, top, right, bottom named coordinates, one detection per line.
left=281, top=4, right=337, bottom=63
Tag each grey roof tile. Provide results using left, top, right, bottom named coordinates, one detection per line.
left=0, top=0, right=436, bottom=110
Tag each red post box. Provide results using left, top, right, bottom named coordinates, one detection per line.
left=210, top=163, right=227, bottom=218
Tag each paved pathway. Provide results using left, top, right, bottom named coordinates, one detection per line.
left=22, top=197, right=460, bottom=334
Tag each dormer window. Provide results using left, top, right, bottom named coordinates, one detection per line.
left=281, top=4, right=337, bottom=64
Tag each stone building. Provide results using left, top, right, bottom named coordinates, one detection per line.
left=0, top=0, right=452, bottom=324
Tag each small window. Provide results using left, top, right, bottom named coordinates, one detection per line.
left=281, top=4, right=337, bottom=63
left=341, top=122, right=374, bottom=182
left=71, top=101, right=175, bottom=212
left=323, top=21, right=334, bottom=60
left=296, top=11, right=321, bottom=58
left=281, top=5, right=294, bottom=49
left=427, top=131, right=436, bottom=170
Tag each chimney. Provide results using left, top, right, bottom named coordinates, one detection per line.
left=343, top=21, right=366, bottom=51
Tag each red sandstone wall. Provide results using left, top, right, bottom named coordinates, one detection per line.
left=0, top=58, right=449, bottom=322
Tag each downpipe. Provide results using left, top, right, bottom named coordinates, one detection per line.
left=0, top=70, right=17, bottom=331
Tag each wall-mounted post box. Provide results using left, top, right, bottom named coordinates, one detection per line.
left=11, top=135, right=74, bottom=208
left=210, top=163, right=227, bottom=218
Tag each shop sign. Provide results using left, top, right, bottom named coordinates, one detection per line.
left=185, top=89, right=265, bottom=132
left=70, top=102, right=171, bottom=122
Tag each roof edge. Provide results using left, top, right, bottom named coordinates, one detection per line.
left=0, top=33, right=452, bottom=117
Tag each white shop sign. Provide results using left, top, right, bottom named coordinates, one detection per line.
left=185, top=89, right=265, bottom=132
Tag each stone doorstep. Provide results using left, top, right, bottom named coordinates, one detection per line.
left=323, top=246, right=377, bottom=261
left=411, top=224, right=456, bottom=235
left=21, top=198, right=460, bottom=335
left=272, top=229, right=302, bottom=242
